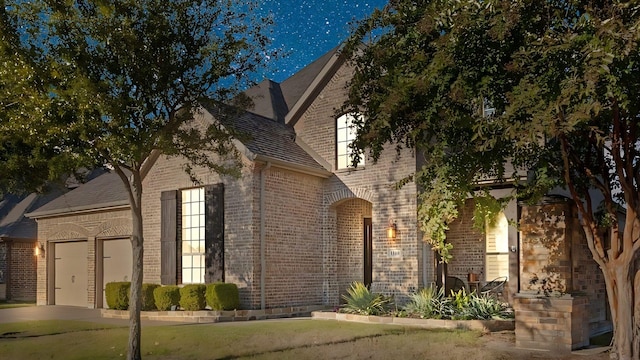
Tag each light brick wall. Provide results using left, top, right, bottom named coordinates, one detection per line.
left=294, top=62, right=425, bottom=304
left=261, top=166, right=325, bottom=308
left=568, top=208, right=610, bottom=334
left=335, top=199, right=372, bottom=298
left=447, top=200, right=485, bottom=288
left=514, top=295, right=590, bottom=352
left=142, top=153, right=258, bottom=308
left=35, top=209, right=132, bottom=307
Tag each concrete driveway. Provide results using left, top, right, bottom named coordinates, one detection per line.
left=0, top=306, right=186, bottom=326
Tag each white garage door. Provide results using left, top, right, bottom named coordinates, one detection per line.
left=103, top=239, right=132, bottom=308
left=54, top=242, right=88, bottom=307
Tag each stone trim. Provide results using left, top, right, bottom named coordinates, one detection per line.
left=325, top=187, right=374, bottom=206
left=101, top=305, right=329, bottom=323
left=311, top=311, right=515, bottom=332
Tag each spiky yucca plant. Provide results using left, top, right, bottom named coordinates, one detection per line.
left=341, top=281, right=388, bottom=316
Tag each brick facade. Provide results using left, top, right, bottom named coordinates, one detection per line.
left=519, top=198, right=610, bottom=335
left=35, top=209, right=132, bottom=306
left=294, top=63, right=425, bottom=304
left=447, top=200, right=485, bottom=288
left=0, top=240, right=37, bottom=301
left=30, top=52, right=607, bottom=350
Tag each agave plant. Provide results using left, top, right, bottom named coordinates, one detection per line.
left=463, top=294, right=513, bottom=320
left=404, top=286, right=455, bottom=319
left=341, top=281, right=389, bottom=315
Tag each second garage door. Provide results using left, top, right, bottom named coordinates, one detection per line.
left=102, top=239, right=132, bottom=308
left=54, top=241, right=88, bottom=307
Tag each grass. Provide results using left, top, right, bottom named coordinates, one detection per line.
left=0, top=301, right=35, bottom=310
left=0, top=319, right=505, bottom=360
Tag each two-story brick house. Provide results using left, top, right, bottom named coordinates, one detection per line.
left=27, top=47, right=424, bottom=309
left=27, top=47, right=610, bottom=342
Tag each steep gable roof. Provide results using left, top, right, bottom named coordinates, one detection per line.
left=280, top=46, right=339, bottom=111
left=244, top=79, right=288, bottom=123
left=202, top=104, right=330, bottom=176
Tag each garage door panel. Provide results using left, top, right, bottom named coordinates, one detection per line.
left=103, top=239, right=132, bottom=308
left=54, top=242, right=88, bottom=307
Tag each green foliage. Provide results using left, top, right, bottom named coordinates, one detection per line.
left=344, top=3, right=640, bottom=354
left=141, top=284, right=161, bottom=311
left=179, top=284, right=207, bottom=311
left=404, top=286, right=511, bottom=320
left=2, top=2, right=274, bottom=357
left=153, top=286, right=180, bottom=311
left=340, top=282, right=390, bottom=316
left=105, top=282, right=130, bottom=310
left=206, top=283, right=240, bottom=311
left=462, top=295, right=513, bottom=320
left=403, top=286, right=448, bottom=319
left=450, top=288, right=471, bottom=312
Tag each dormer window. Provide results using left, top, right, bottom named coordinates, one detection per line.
left=336, top=113, right=365, bottom=170
left=483, top=98, right=496, bottom=118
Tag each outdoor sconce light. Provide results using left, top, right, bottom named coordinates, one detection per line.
left=34, top=242, right=45, bottom=257
left=387, top=221, right=397, bottom=240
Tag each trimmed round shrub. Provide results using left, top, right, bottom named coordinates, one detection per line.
left=179, top=284, right=206, bottom=311
left=206, top=283, right=240, bottom=310
left=153, top=286, right=180, bottom=311
left=142, top=284, right=161, bottom=311
left=105, top=282, right=130, bottom=310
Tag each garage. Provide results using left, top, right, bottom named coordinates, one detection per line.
left=102, top=238, right=132, bottom=308
left=54, top=241, right=88, bottom=307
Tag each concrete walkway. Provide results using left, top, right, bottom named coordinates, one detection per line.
left=0, top=306, right=189, bottom=326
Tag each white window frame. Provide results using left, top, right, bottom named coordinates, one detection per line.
left=336, top=113, right=365, bottom=170
left=181, top=187, right=205, bottom=284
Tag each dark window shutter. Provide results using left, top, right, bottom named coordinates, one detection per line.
left=205, top=184, right=224, bottom=283
left=160, top=190, right=177, bottom=285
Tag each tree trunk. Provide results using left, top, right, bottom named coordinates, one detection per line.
left=128, top=203, right=143, bottom=360
left=602, top=258, right=635, bottom=360
left=123, top=170, right=144, bottom=360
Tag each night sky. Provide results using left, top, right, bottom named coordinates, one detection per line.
left=258, top=1, right=388, bottom=82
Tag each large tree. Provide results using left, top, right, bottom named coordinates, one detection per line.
left=343, top=0, right=640, bottom=358
left=0, top=1, right=272, bottom=359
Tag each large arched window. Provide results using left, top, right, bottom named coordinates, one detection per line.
left=336, top=113, right=364, bottom=170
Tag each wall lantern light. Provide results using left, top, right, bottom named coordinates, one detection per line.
left=34, top=242, right=45, bottom=257
left=387, top=221, right=397, bottom=240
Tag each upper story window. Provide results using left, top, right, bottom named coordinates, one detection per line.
left=483, top=98, right=496, bottom=118
left=336, top=113, right=365, bottom=170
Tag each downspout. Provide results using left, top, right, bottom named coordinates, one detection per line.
left=260, top=162, right=271, bottom=310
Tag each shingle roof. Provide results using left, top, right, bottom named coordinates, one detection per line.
left=204, top=104, right=328, bottom=173
left=244, top=80, right=288, bottom=123
left=0, top=189, right=65, bottom=239
left=245, top=47, right=339, bottom=124
left=27, top=171, right=129, bottom=218
left=280, top=46, right=339, bottom=110
left=27, top=48, right=340, bottom=217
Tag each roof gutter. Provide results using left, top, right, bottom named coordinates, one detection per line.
left=25, top=201, right=130, bottom=219
left=253, top=155, right=332, bottom=179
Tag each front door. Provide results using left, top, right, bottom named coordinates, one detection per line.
left=364, top=218, right=372, bottom=287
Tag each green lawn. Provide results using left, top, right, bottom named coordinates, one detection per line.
left=0, top=319, right=508, bottom=360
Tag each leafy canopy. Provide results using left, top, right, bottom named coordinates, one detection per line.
left=1, top=0, right=274, bottom=187
left=343, top=0, right=640, bottom=263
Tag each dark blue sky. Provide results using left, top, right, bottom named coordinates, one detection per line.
left=258, top=1, right=388, bottom=82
